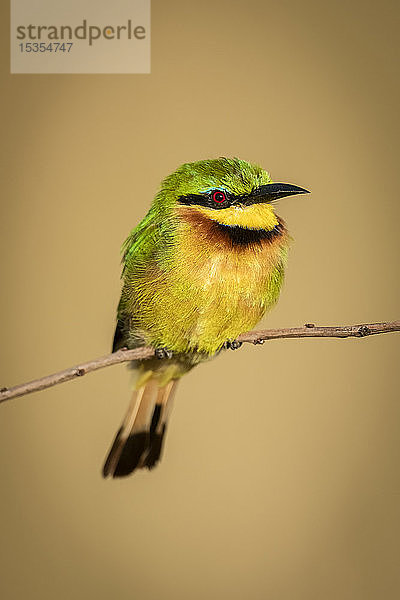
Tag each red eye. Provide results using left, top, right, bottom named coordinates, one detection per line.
left=212, top=190, right=226, bottom=203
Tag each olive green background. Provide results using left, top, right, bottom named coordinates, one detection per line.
left=1, top=1, right=399, bottom=599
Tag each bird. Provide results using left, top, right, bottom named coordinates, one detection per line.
left=103, top=157, right=308, bottom=478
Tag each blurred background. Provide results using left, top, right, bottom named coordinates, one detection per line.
left=1, top=0, right=399, bottom=599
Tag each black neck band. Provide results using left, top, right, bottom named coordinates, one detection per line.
left=214, top=221, right=284, bottom=246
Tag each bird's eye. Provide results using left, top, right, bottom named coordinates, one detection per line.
left=212, top=190, right=226, bottom=203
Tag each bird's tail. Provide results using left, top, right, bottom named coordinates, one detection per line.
left=102, top=378, right=178, bottom=478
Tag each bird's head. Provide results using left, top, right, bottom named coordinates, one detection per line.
left=157, top=157, right=308, bottom=231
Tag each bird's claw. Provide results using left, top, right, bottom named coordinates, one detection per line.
left=223, top=339, right=243, bottom=351
left=155, top=347, right=173, bottom=359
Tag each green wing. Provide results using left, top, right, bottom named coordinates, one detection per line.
left=112, top=207, right=168, bottom=351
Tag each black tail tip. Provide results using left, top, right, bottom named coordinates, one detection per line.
left=102, top=427, right=167, bottom=479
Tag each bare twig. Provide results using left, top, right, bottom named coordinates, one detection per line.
left=1, top=321, right=399, bottom=405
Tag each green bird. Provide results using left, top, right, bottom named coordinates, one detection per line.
left=103, top=157, right=308, bottom=478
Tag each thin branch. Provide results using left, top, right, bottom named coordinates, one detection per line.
left=1, top=320, right=399, bottom=405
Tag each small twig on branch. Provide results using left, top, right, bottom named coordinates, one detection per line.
left=1, top=321, right=399, bottom=405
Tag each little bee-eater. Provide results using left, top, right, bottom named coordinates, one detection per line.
left=103, top=158, right=308, bottom=477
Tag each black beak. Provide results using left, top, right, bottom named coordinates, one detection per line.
left=243, top=183, right=310, bottom=205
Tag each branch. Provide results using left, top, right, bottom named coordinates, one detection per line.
left=1, top=321, right=399, bottom=405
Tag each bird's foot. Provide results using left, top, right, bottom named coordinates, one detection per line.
left=155, top=347, right=173, bottom=360
left=223, top=339, right=243, bottom=351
